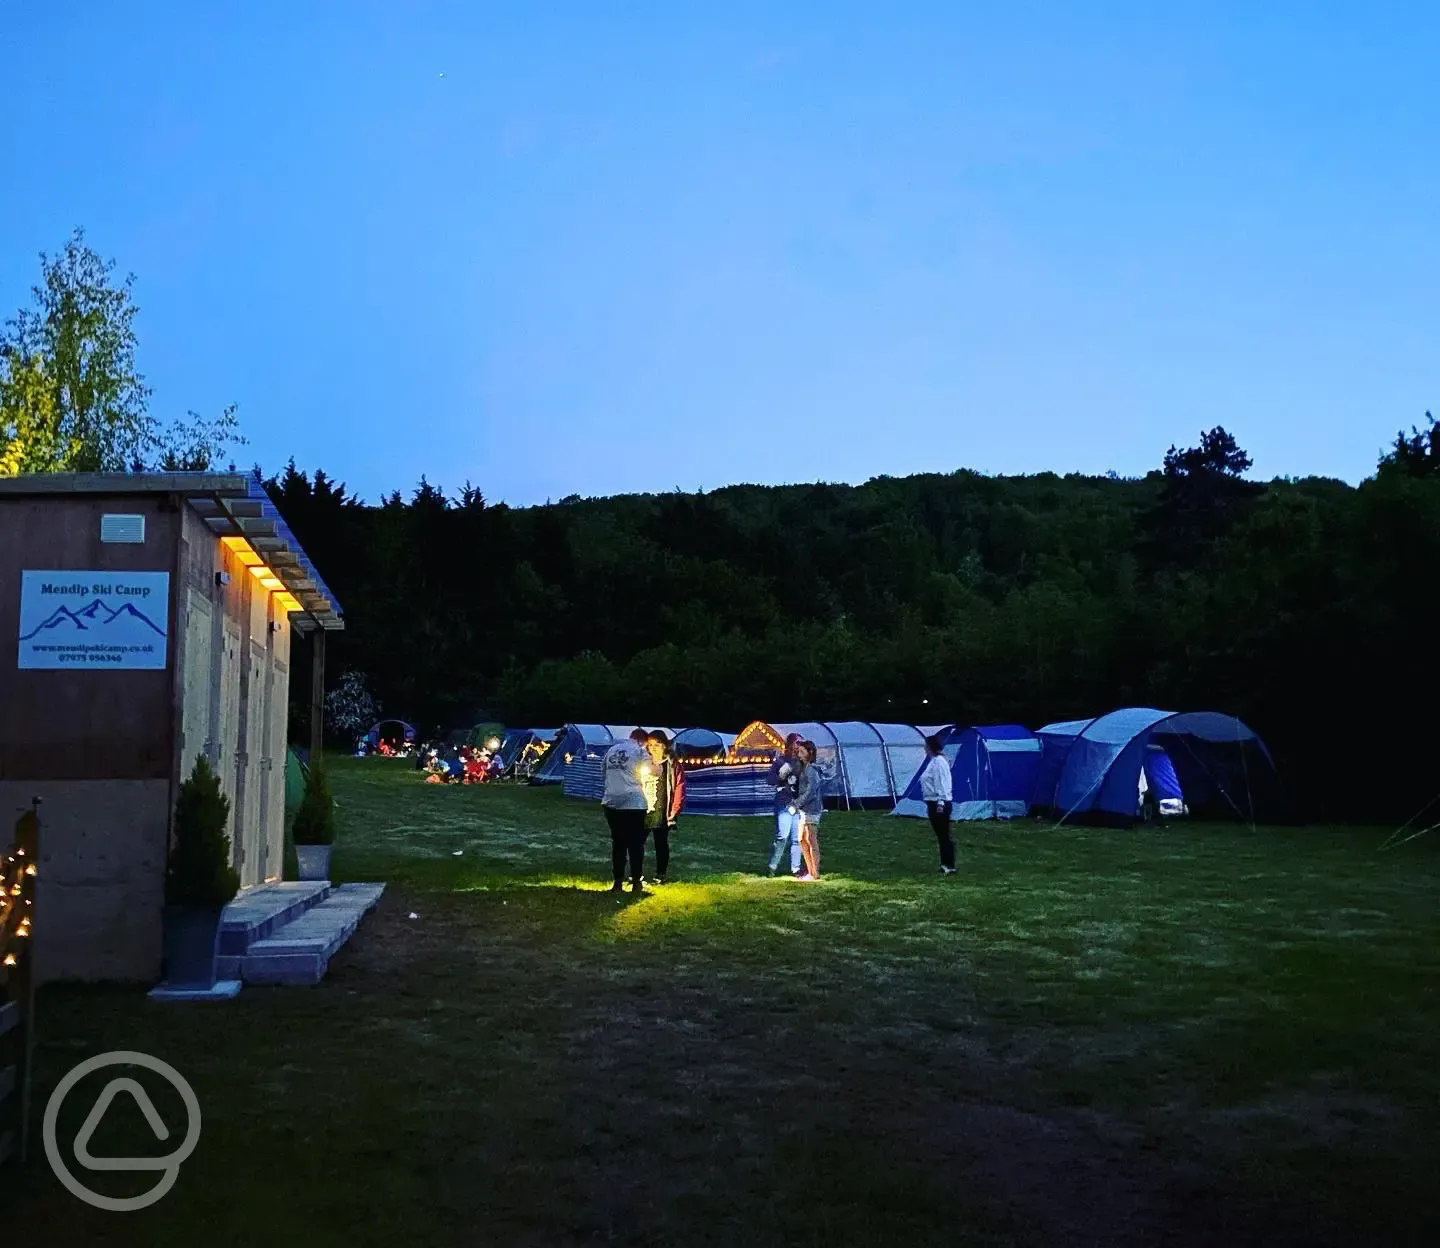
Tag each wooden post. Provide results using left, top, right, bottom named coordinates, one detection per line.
left=17, top=803, right=35, bottom=1166
left=309, top=627, right=326, bottom=764
left=0, top=799, right=38, bottom=1167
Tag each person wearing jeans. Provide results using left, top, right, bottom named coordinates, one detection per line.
left=919, top=734, right=957, bottom=875
left=766, top=733, right=805, bottom=876
left=602, top=729, right=652, bottom=894
left=795, top=740, right=826, bottom=879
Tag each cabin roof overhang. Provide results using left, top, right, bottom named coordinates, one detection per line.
left=0, top=472, right=343, bottom=632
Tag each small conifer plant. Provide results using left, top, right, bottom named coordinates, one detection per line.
left=166, top=755, right=242, bottom=907
left=292, top=761, right=337, bottom=846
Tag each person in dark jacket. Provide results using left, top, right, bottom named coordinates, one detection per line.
left=766, top=733, right=805, bottom=876
left=642, top=731, right=685, bottom=883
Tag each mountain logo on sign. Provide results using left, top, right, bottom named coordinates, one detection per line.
left=19, top=598, right=166, bottom=641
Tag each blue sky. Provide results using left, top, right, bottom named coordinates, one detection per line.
left=2, top=1, right=1435, bottom=504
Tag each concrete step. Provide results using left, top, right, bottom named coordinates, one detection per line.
left=240, top=883, right=386, bottom=985
left=218, top=882, right=331, bottom=960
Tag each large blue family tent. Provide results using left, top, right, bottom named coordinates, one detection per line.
left=1034, top=708, right=1281, bottom=824
left=891, top=725, right=1039, bottom=820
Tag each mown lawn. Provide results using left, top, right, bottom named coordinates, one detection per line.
left=13, top=757, right=1440, bottom=1246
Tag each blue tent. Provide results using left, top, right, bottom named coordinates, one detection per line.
left=530, top=724, right=613, bottom=785
left=498, top=727, right=558, bottom=770
left=891, top=725, right=1039, bottom=820
left=681, top=763, right=772, bottom=816
left=364, top=719, right=416, bottom=749
left=1029, top=718, right=1096, bottom=812
left=1034, top=708, right=1279, bottom=824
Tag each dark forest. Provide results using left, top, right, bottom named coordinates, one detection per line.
left=269, top=419, right=1440, bottom=826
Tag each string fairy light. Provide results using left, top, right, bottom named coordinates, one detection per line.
left=1, top=815, right=37, bottom=981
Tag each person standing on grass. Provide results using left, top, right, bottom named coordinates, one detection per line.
left=795, top=740, right=826, bottom=880
left=767, top=733, right=805, bottom=876
left=643, top=730, right=685, bottom=884
left=602, top=728, right=652, bottom=894
left=919, top=735, right=957, bottom=875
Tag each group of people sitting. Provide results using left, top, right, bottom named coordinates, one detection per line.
left=354, top=736, right=415, bottom=758
left=597, top=729, right=960, bottom=894
left=418, top=742, right=506, bottom=784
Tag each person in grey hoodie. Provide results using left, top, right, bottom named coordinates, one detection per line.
left=795, top=740, right=827, bottom=879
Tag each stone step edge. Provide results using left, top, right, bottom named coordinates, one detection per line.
left=218, top=882, right=333, bottom=955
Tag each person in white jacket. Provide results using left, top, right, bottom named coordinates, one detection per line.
left=918, top=735, right=957, bottom=875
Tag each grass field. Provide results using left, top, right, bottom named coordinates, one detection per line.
left=13, top=757, right=1440, bottom=1246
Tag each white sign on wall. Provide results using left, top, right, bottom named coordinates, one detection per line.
left=17, top=570, right=170, bottom=670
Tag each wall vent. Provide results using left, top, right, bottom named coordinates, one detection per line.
left=100, top=513, right=146, bottom=543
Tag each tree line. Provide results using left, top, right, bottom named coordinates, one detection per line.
left=5, top=231, right=1437, bottom=825
left=264, top=419, right=1440, bottom=826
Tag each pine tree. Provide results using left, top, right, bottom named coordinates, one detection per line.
left=166, top=755, right=241, bottom=907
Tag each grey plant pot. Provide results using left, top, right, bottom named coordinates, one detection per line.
left=294, top=843, right=333, bottom=881
left=161, top=904, right=223, bottom=989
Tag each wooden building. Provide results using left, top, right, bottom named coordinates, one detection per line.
left=0, top=473, right=342, bottom=983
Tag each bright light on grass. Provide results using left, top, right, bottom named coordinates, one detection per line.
left=602, top=881, right=729, bottom=937
left=519, top=875, right=623, bottom=892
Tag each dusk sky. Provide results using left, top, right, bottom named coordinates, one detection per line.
left=2, top=1, right=1435, bottom=505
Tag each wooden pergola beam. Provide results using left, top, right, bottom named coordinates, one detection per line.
left=191, top=498, right=265, bottom=519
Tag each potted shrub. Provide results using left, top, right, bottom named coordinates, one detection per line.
left=162, top=755, right=241, bottom=989
left=291, top=760, right=336, bottom=881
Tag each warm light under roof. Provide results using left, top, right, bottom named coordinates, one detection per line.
left=222, top=535, right=263, bottom=566
left=220, top=530, right=319, bottom=620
